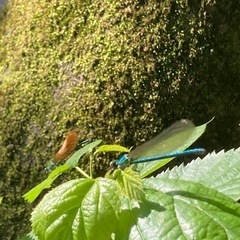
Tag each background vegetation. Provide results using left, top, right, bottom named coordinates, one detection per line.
left=0, top=0, right=239, bottom=239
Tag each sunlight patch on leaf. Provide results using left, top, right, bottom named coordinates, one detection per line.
left=115, top=168, right=145, bottom=202
left=159, top=148, right=240, bottom=201
left=65, top=140, right=102, bottom=166
left=95, top=144, right=129, bottom=154
left=114, top=178, right=240, bottom=240
left=31, top=178, right=121, bottom=240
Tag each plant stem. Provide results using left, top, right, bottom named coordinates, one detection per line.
left=75, top=166, right=90, bottom=178
left=89, top=152, right=93, bottom=178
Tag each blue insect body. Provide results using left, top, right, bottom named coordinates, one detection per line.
left=112, top=119, right=206, bottom=169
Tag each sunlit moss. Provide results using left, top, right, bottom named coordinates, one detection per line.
left=1, top=0, right=240, bottom=239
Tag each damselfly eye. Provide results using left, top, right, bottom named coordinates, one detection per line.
left=55, top=131, right=78, bottom=161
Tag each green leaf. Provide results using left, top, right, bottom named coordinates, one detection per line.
left=65, top=140, right=102, bottom=167
left=31, top=178, right=121, bottom=240
left=0, top=196, right=2, bottom=204
left=95, top=144, right=129, bottom=154
left=23, top=165, right=71, bottom=203
left=136, top=120, right=211, bottom=178
left=19, top=231, right=38, bottom=240
left=19, top=236, right=35, bottom=240
left=159, top=148, right=240, bottom=201
left=115, top=168, right=145, bottom=202
left=23, top=141, right=102, bottom=203
left=114, top=197, right=141, bottom=240
left=19, top=236, right=33, bottom=240
left=115, top=178, right=240, bottom=240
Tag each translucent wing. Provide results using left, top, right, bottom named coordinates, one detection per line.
left=129, top=119, right=195, bottom=160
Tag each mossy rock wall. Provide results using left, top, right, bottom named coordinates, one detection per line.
left=0, top=0, right=240, bottom=239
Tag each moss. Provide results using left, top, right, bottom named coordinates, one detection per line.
left=0, top=0, right=240, bottom=238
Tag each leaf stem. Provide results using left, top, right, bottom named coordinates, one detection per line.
left=75, top=166, right=90, bottom=178
left=89, top=152, right=93, bottom=178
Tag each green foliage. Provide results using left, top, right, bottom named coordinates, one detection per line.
left=0, top=0, right=239, bottom=239
left=23, top=165, right=71, bottom=203
left=64, top=140, right=102, bottom=167
left=160, top=148, right=240, bottom=201
left=23, top=140, right=102, bottom=203
left=19, top=231, right=38, bottom=240
left=21, top=119, right=216, bottom=239
left=95, top=145, right=129, bottom=155
left=24, top=119, right=207, bottom=204
left=114, top=168, right=145, bottom=202
left=32, top=178, right=120, bottom=240
left=28, top=148, right=240, bottom=240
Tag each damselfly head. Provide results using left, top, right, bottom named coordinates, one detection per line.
left=109, top=160, right=118, bottom=170
left=44, top=161, right=57, bottom=173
